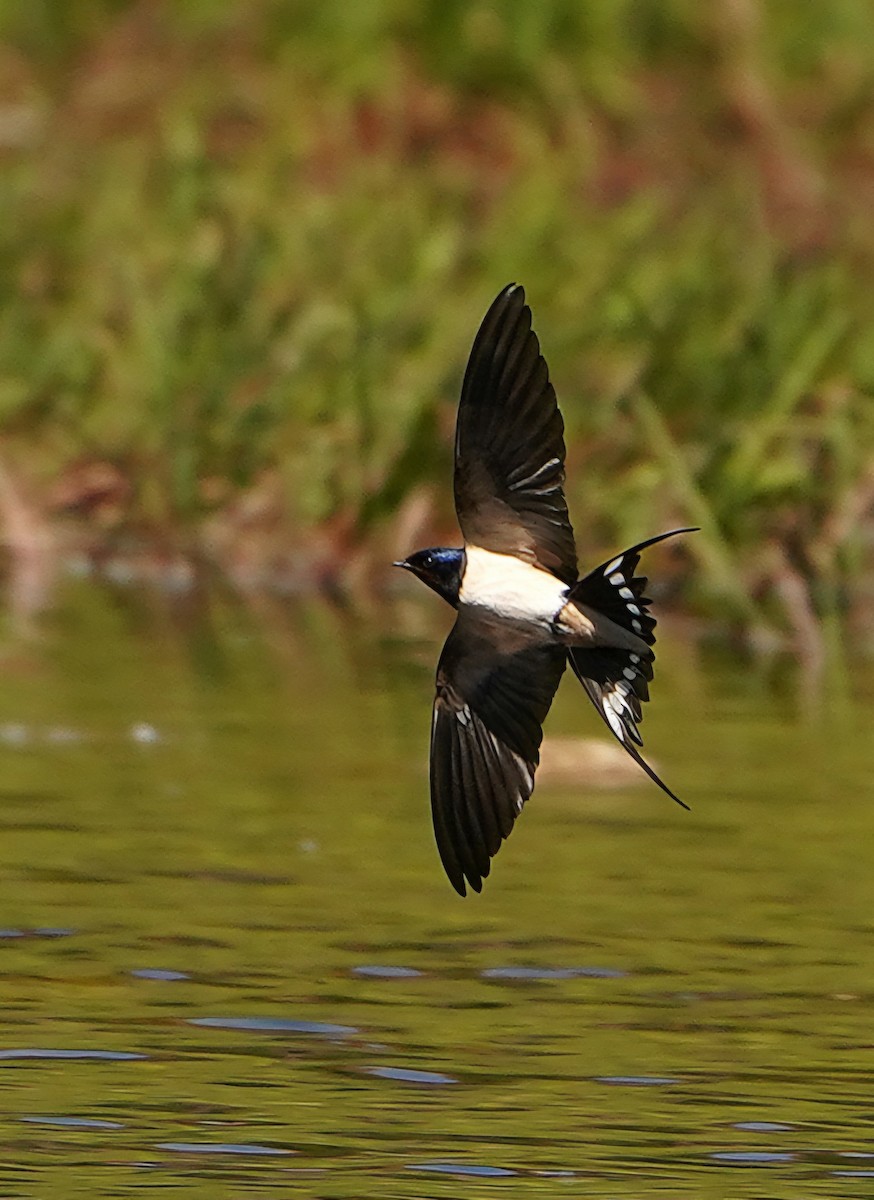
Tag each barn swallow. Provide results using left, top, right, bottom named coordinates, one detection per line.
left=395, top=284, right=695, bottom=896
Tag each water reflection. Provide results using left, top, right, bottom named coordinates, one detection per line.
left=0, top=579, right=871, bottom=1194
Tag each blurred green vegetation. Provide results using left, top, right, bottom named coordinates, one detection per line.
left=0, top=0, right=873, bottom=648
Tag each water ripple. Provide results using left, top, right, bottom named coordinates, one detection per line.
left=482, top=966, right=626, bottom=980
left=711, top=1151, right=796, bottom=1165
left=351, top=965, right=423, bottom=979
left=0, top=928, right=75, bottom=940
left=156, top=1142, right=291, bottom=1156
left=733, top=1121, right=793, bottom=1132
left=0, top=1049, right=146, bottom=1061
left=21, top=1116, right=124, bottom=1129
left=130, top=969, right=190, bottom=981
left=188, top=1016, right=357, bottom=1037
left=409, top=1162, right=517, bottom=1177
left=594, top=1075, right=678, bottom=1086
left=365, top=1066, right=457, bottom=1085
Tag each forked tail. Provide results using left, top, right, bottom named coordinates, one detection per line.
left=567, top=528, right=697, bottom=809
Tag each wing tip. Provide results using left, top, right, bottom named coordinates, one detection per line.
left=441, top=857, right=484, bottom=898
left=495, top=281, right=525, bottom=311
left=620, top=526, right=700, bottom=558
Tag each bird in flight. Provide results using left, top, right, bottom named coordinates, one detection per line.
left=395, top=284, right=695, bottom=895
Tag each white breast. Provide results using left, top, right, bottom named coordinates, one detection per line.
left=459, top=545, right=568, bottom=626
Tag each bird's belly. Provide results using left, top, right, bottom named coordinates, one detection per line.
left=459, top=545, right=569, bottom=627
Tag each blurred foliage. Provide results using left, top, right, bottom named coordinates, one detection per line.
left=0, top=0, right=873, bottom=648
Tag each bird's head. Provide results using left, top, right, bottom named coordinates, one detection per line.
left=393, top=547, right=464, bottom=608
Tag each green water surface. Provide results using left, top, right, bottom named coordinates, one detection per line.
left=0, top=578, right=871, bottom=1197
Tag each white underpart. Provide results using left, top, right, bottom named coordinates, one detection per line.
left=460, top=545, right=568, bottom=626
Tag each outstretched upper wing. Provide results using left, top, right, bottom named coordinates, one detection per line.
left=567, top=529, right=697, bottom=809
left=430, top=607, right=566, bottom=895
left=453, top=284, right=577, bottom=585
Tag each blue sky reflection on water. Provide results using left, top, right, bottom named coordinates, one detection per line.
left=0, top=581, right=870, bottom=1196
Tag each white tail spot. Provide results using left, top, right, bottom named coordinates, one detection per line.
left=604, top=706, right=625, bottom=740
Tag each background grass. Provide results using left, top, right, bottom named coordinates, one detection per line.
left=1, top=0, right=873, bottom=653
